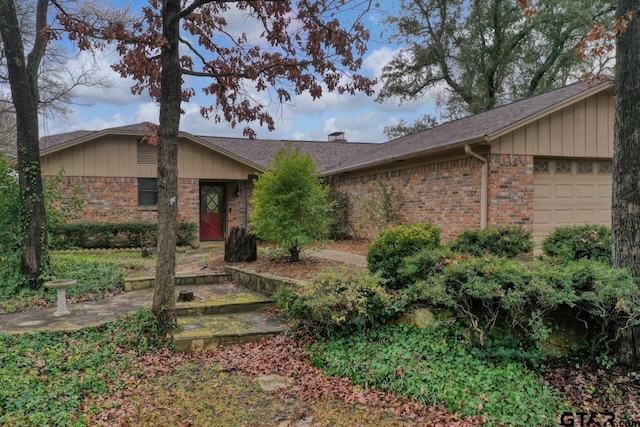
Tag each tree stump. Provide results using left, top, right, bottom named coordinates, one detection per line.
left=177, top=290, right=195, bottom=302
left=225, top=227, right=257, bottom=262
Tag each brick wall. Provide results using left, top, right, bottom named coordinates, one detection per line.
left=487, top=154, right=534, bottom=229
left=335, top=157, right=484, bottom=241
left=52, top=176, right=251, bottom=240
left=226, top=180, right=251, bottom=231
left=335, top=154, right=535, bottom=241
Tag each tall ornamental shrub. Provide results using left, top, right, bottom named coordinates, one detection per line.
left=250, top=144, right=332, bottom=262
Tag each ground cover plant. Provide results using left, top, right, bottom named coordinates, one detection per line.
left=311, top=324, right=563, bottom=426
left=0, top=251, right=158, bottom=314
left=0, top=309, right=169, bottom=426
left=2, top=237, right=640, bottom=425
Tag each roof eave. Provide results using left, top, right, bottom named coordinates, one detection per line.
left=324, top=137, right=488, bottom=176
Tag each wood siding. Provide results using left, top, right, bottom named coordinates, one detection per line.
left=492, top=90, right=614, bottom=158
left=41, top=135, right=257, bottom=179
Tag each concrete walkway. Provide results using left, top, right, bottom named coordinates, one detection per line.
left=0, top=249, right=366, bottom=335
left=314, top=249, right=367, bottom=267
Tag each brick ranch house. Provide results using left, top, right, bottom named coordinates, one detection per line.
left=39, top=123, right=374, bottom=242
left=40, top=80, right=614, bottom=244
left=328, top=80, right=614, bottom=242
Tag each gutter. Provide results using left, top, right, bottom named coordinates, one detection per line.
left=464, top=145, right=488, bottom=229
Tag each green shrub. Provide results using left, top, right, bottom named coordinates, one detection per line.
left=415, top=253, right=640, bottom=357
left=250, top=144, right=332, bottom=262
left=312, top=324, right=561, bottom=425
left=419, top=255, right=544, bottom=344
left=276, top=268, right=401, bottom=336
left=367, top=223, right=441, bottom=289
left=397, top=246, right=457, bottom=285
left=557, top=259, right=640, bottom=355
left=0, top=156, right=26, bottom=290
left=450, top=226, right=534, bottom=258
left=542, top=224, right=611, bottom=263
left=50, top=221, right=197, bottom=249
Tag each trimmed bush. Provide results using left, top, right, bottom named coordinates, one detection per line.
left=50, top=222, right=197, bottom=249
left=398, top=246, right=457, bottom=285
left=450, top=225, right=534, bottom=258
left=416, top=253, right=640, bottom=356
left=276, top=268, right=400, bottom=336
left=367, top=223, right=441, bottom=289
left=542, top=224, right=611, bottom=263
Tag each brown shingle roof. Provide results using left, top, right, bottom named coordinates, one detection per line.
left=40, top=130, right=94, bottom=151
left=39, top=122, right=157, bottom=151
left=39, top=121, right=374, bottom=173
left=327, top=80, right=613, bottom=174
left=198, top=136, right=375, bottom=172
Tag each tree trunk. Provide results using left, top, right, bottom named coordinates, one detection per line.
left=612, top=0, right=640, bottom=366
left=152, top=0, right=181, bottom=331
left=224, top=227, right=257, bottom=262
left=0, top=0, right=49, bottom=289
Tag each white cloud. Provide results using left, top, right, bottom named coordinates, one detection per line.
left=39, top=110, right=126, bottom=136
left=63, top=50, right=142, bottom=106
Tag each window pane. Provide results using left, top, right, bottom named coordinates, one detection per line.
left=555, top=160, right=572, bottom=174
left=139, top=178, right=157, bottom=191
left=598, top=161, right=613, bottom=174
left=139, top=192, right=157, bottom=206
left=534, top=160, right=549, bottom=173
left=577, top=161, right=593, bottom=174
left=138, top=178, right=157, bottom=206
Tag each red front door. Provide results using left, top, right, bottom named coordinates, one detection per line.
left=200, top=183, right=225, bottom=240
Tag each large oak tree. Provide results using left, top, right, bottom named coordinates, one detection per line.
left=613, top=0, right=640, bottom=365
left=65, top=0, right=375, bottom=329
left=379, top=0, right=615, bottom=133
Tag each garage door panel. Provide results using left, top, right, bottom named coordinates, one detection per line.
left=555, top=210, right=575, bottom=224
left=576, top=210, right=596, bottom=223
left=598, top=184, right=612, bottom=197
left=554, top=185, right=573, bottom=198
left=533, top=159, right=612, bottom=243
left=534, top=184, right=551, bottom=198
left=534, top=210, right=551, bottom=226
left=598, top=210, right=611, bottom=225
left=577, top=185, right=595, bottom=198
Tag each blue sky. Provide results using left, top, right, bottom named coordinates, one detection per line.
left=39, top=0, right=437, bottom=143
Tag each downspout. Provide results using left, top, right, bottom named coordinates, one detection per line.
left=243, top=179, right=249, bottom=229
left=465, top=145, right=488, bottom=229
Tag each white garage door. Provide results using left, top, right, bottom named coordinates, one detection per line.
left=533, top=158, right=612, bottom=242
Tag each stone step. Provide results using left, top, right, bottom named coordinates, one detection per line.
left=124, top=272, right=232, bottom=292
left=176, top=297, right=274, bottom=317
left=173, top=282, right=275, bottom=317
left=173, top=312, right=289, bottom=352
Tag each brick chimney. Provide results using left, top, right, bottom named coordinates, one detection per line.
left=328, top=131, right=346, bottom=142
